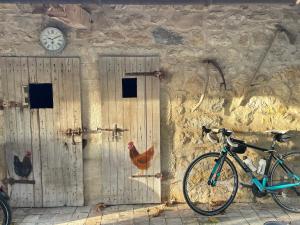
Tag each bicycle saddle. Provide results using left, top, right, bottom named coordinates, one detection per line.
left=266, top=130, right=291, bottom=142
left=265, top=130, right=288, bottom=135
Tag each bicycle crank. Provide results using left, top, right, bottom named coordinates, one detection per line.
left=252, top=180, right=268, bottom=198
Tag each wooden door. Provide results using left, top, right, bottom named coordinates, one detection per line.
left=0, top=56, right=83, bottom=207
left=99, top=55, right=161, bottom=204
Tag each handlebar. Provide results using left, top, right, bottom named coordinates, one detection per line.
left=202, top=126, right=233, bottom=137
left=202, top=126, right=237, bottom=147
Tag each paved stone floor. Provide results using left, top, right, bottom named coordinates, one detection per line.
left=11, top=203, right=300, bottom=225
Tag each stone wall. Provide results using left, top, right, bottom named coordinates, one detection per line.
left=0, top=3, right=299, bottom=204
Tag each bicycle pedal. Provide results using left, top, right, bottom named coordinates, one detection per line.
left=240, top=182, right=252, bottom=188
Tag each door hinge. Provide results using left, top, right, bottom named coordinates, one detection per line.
left=131, top=172, right=162, bottom=179
left=0, top=100, right=28, bottom=110
left=2, top=177, right=35, bottom=185
left=125, top=70, right=164, bottom=80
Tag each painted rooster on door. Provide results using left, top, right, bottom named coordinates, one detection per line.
left=14, top=151, right=32, bottom=178
left=128, top=141, right=154, bottom=170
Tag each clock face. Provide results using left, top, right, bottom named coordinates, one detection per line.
left=40, top=27, right=66, bottom=52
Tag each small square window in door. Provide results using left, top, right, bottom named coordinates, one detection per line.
left=122, top=78, right=137, bottom=98
left=29, top=83, right=53, bottom=109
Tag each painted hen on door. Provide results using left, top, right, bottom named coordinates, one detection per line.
left=128, top=141, right=154, bottom=170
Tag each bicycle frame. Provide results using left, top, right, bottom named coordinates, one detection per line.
left=210, top=144, right=300, bottom=193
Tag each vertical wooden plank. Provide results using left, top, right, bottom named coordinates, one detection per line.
left=65, top=58, right=75, bottom=206
left=36, top=58, right=55, bottom=206
left=0, top=57, right=6, bottom=184
left=35, top=58, right=48, bottom=206
left=20, top=57, right=34, bottom=207
left=51, top=58, right=64, bottom=206
left=1, top=58, right=13, bottom=204
left=5, top=57, right=21, bottom=206
left=65, top=58, right=76, bottom=206
left=119, top=56, right=129, bottom=204
left=123, top=57, right=133, bottom=204
left=57, top=58, right=69, bottom=206
left=14, top=57, right=30, bottom=206
left=152, top=56, right=161, bottom=203
left=0, top=57, right=7, bottom=188
left=28, top=57, right=43, bottom=207
left=136, top=57, right=147, bottom=204
left=108, top=57, right=118, bottom=204
left=1, top=58, right=12, bottom=195
left=99, top=56, right=111, bottom=203
left=12, top=57, right=23, bottom=205
left=145, top=56, right=154, bottom=203
left=115, top=57, right=125, bottom=204
left=129, top=57, right=139, bottom=204
left=72, top=58, right=84, bottom=205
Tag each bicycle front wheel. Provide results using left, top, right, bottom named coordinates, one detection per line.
left=270, top=151, right=300, bottom=213
left=183, top=152, right=238, bottom=216
left=0, top=196, right=11, bottom=225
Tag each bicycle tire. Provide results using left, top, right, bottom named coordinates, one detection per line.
left=270, top=151, right=300, bottom=213
left=0, top=196, right=11, bottom=225
left=183, top=152, right=239, bottom=216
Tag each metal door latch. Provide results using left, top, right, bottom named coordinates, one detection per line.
left=98, top=124, right=128, bottom=141
left=65, top=128, right=85, bottom=145
left=64, top=124, right=129, bottom=144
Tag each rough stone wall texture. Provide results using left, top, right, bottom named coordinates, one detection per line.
left=0, top=3, right=299, bottom=204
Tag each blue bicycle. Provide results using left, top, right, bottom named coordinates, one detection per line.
left=183, top=126, right=300, bottom=216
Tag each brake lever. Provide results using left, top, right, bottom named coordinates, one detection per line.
left=202, top=126, right=211, bottom=138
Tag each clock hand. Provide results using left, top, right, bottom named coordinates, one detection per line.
left=52, top=35, right=62, bottom=40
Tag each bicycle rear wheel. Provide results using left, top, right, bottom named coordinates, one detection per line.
left=0, top=196, right=11, bottom=225
left=270, top=151, right=300, bottom=213
left=183, top=152, right=238, bottom=216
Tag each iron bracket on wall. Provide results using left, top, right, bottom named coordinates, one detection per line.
left=125, top=71, right=164, bottom=80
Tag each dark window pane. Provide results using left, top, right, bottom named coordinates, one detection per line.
left=29, top=83, right=53, bottom=109
left=122, top=78, right=137, bottom=98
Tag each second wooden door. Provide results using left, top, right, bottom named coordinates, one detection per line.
left=99, top=55, right=161, bottom=204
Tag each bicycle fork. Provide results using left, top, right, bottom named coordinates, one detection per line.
left=208, top=151, right=227, bottom=186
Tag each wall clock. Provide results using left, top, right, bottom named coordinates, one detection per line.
left=40, top=27, right=66, bottom=53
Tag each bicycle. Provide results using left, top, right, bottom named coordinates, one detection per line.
left=183, top=126, right=300, bottom=216
left=0, top=186, right=11, bottom=225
